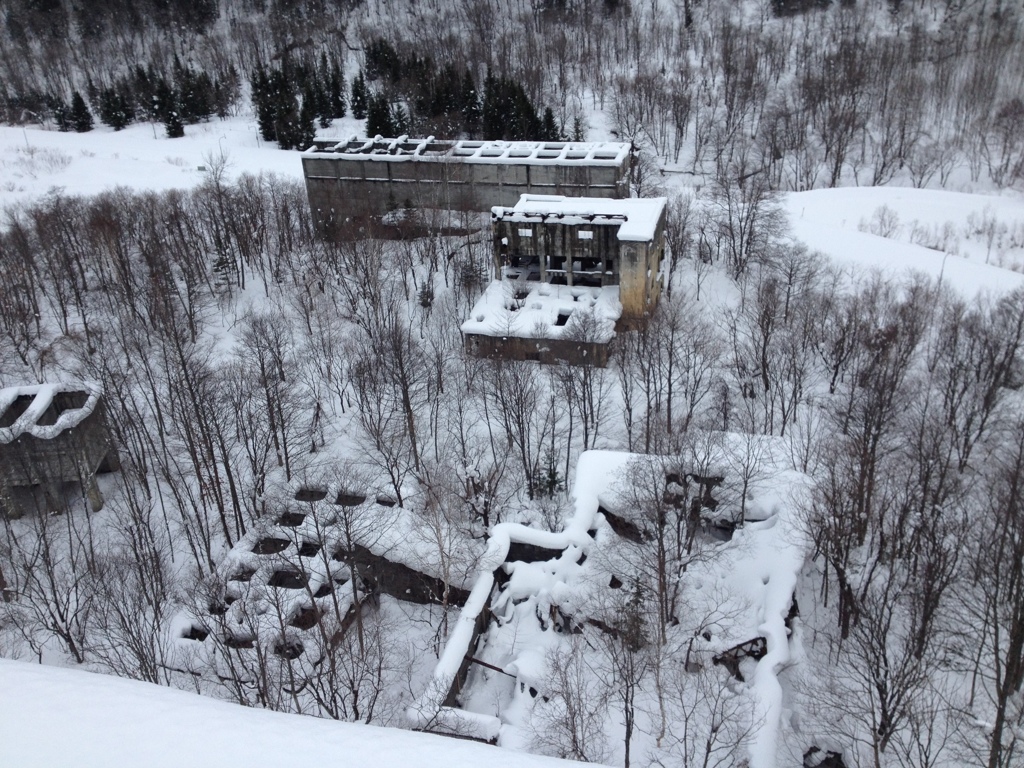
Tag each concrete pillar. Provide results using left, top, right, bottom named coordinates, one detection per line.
left=84, top=474, right=104, bottom=513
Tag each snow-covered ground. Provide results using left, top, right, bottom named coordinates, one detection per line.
left=784, top=186, right=1024, bottom=295
left=0, top=114, right=363, bottom=208
left=6, top=113, right=1023, bottom=304
left=0, top=659, right=588, bottom=768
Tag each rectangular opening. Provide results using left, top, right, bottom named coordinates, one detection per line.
left=335, top=491, right=366, bottom=507
left=566, top=151, right=587, bottom=159
left=268, top=570, right=308, bottom=589
left=544, top=143, right=566, bottom=151
left=518, top=228, right=533, bottom=237
left=537, top=151, right=559, bottom=159
left=295, top=488, right=327, bottom=502
left=277, top=511, right=306, bottom=527
left=34, top=391, right=89, bottom=427
left=593, top=152, right=618, bottom=160
left=252, top=537, right=290, bottom=555
left=578, top=230, right=594, bottom=240
left=290, top=605, right=322, bottom=630
left=297, top=541, right=321, bottom=558
left=0, top=395, right=34, bottom=428
left=555, top=312, right=572, bottom=327
left=508, top=150, right=532, bottom=158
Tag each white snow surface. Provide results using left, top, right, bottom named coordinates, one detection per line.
left=0, top=658, right=586, bottom=768
left=784, top=187, right=1024, bottom=295
left=306, top=136, right=631, bottom=167
left=493, top=194, right=667, bottom=242
left=0, top=382, right=101, bottom=443
left=0, top=114, right=349, bottom=208
left=462, top=280, right=621, bottom=341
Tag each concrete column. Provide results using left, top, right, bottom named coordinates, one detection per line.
left=84, top=473, right=104, bottom=513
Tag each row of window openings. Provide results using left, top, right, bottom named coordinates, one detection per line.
left=518, top=227, right=594, bottom=240
left=503, top=254, right=616, bottom=287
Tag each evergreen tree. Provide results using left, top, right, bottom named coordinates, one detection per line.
left=365, top=90, right=394, bottom=136
left=461, top=70, right=480, bottom=137
left=328, top=59, right=346, bottom=120
left=52, top=97, right=71, bottom=131
left=296, top=85, right=317, bottom=149
left=571, top=115, right=585, bottom=141
left=175, top=58, right=214, bottom=123
left=391, top=103, right=409, bottom=135
left=164, top=106, right=184, bottom=138
left=482, top=72, right=543, bottom=141
left=251, top=67, right=277, bottom=142
left=98, top=86, right=131, bottom=129
left=351, top=69, right=368, bottom=120
left=541, top=107, right=560, bottom=141
left=152, top=76, right=175, bottom=123
left=70, top=90, right=93, bottom=132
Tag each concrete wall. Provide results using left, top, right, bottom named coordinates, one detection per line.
left=492, top=206, right=666, bottom=324
left=0, top=393, right=118, bottom=517
left=464, top=333, right=610, bottom=367
left=303, top=155, right=629, bottom=234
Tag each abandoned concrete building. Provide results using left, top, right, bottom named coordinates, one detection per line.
left=461, top=193, right=668, bottom=365
left=301, top=136, right=631, bottom=233
left=0, top=384, right=119, bottom=518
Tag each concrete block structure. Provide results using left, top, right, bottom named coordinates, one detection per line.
left=462, top=194, right=667, bottom=365
left=301, top=136, right=631, bottom=234
left=0, top=384, right=119, bottom=517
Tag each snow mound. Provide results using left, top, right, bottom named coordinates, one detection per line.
left=0, top=659, right=586, bottom=768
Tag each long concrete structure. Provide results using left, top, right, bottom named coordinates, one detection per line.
left=301, top=136, right=631, bottom=234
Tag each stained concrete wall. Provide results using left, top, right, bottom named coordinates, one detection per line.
left=303, top=155, right=629, bottom=235
left=464, top=333, right=610, bottom=367
left=492, top=208, right=666, bottom=324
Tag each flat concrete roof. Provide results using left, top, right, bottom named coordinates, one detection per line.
left=493, top=194, right=667, bottom=242
left=304, top=136, right=631, bottom=167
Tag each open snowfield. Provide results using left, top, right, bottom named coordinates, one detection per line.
left=0, top=658, right=588, bottom=768
left=785, top=186, right=1024, bottom=295
left=0, top=114, right=363, bottom=209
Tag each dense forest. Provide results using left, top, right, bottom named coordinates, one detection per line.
left=2, top=1, right=1024, bottom=767
left=2, top=0, right=1022, bottom=188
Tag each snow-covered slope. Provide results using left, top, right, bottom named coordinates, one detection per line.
left=0, top=659, right=587, bottom=768
left=785, top=187, right=1024, bottom=295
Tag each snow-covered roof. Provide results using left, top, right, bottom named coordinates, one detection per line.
left=461, top=280, right=621, bottom=342
left=304, top=135, right=631, bottom=168
left=493, top=194, right=667, bottom=242
left=0, top=383, right=101, bottom=444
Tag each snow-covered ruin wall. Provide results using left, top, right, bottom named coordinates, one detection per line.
left=0, top=383, right=118, bottom=516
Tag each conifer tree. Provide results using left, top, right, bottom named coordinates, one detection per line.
left=365, top=91, right=394, bottom=136
left=351, top=69, right=368, bottom=120
left=542, top=107, right=560, bottom=141
left=53, top=97, right=71, bottom=131
left=461, top=70, right=480, bottom=137
left=70, top=91, right=93, bottom=132
left=164, top=105, right=184, bottom=138
left=98, top=86, right=131, bottom=130
left=328, top=58, right=346, bottom=119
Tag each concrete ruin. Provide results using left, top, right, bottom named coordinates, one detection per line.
left=462, top=194, right=667, bottom=364
left=301, top=136, right=631, bottom=234
left=0, top=384, right=119, bottom=517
